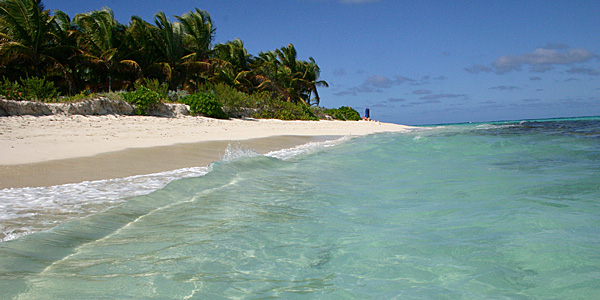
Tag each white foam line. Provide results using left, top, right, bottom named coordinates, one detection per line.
left=0, top=136, right=354, bottom=242
left=0, top=166, right=212, bottom=242
left=266, top=136, right=352, bottom=160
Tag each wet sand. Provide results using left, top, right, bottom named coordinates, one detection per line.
left=0, top=115, right=412, bottom=188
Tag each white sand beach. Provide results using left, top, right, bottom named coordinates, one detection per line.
left=0, top=115, right=412, bottom=188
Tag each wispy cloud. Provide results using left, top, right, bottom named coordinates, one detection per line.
left=332, top=90, right=357, bottom=96
left=340, top=0, right=381, bottom=3
left=364, top=75, right=401, bottom=88
left=466, top=45, right=597, bottom=75
left=493, top=47, right=595, bottom=74
left=375, top=92, right=467, bottom=109
left=408, top=99, right=442, bottom=106
left=333, top=74, right=445, bottom=97
left=565, top=66, right=600, bottom=76
left=371, top=102, right=393, bottom=108
left=464, top=64, right=493, bottom=74
left=529, top=64, right=554, bottom=73
left=489, top=85, right=521, bottom=91
left=333, top=75, right=413, bottom=96
left=412, top=89, right=432, bottom=95
left=478, top=96, right=599, bottom=113
left=387, top=97, right=406, bottom=102
left=419, top=93, right=468, bottom=100
left=529, top=76, right=542, bottom=81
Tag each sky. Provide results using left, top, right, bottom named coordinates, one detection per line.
left=43, top=0, right=599, bottom=125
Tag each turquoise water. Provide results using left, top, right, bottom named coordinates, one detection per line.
left=1, top=118, right=599, bottom=299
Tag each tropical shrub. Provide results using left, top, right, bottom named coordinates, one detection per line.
left=324, top=106, right=361, bottom=121
left=181, top=93, right=228, bottom=119
left=0, top=78, right=23, bottom=100
left=59, top=90, right=96, bottom=102
left=20, top=77, right=60, bottom=102
left=136, top=78, right=169, bottom=100
left=309, top=106, right=329, bottom=119
left=122, top=86, right=161, bottom=115
left=257, top=100, right=318, bottom=121
left=201, top=83, right=256, bottom=114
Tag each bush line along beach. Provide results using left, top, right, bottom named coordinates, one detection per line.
left=0, top=0, right=363, bottom=121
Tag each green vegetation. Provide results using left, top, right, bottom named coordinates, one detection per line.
left=324, top=106, right=361, bottom=121
left=257, top=101, right=318, bottom=121
left=0, top=78, right=23, bottom=100
left=20, top=77, right=60, bottom=102
left=122, top=87, right=161, bottom=115
left=181, top=93, right=228, bottom=119
left=137, top=79, right=169, bottom=101
left=0, top=76, right=59, bottom=101
left=0, top=0, right=363, bottom=120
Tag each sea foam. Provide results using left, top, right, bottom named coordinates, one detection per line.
left=0, top=136, right=349, bottom=242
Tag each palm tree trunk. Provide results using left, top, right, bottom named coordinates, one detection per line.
left=108, top=64, right=113, bottom=92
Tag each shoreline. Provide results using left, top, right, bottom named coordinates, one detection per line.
left=1, top=115, right=412, bottom=188
left=0, top=135, right=337, bottom=189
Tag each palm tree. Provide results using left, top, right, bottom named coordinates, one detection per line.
left=213, top=39, right=250, bottom=71
left=151, top=11, right=187, bottom=89
left=252, top=44, right=327, bottom=105
left=176, top=8, right=215, bottom=91
left=127, top=16, right=158, bottom=77
left=252, top=50, right=282, bottom=95
left=49, top=9, right=79, bottom=93
left=0, top=0, right=66, bottom=80
left=177, top=8, right=214, bottom=62
left=296, top=57, right=328, bottom=105
left=275, top=44, right=300, bottom=75
left=212, top=39, right=264, bottom=92
left=276, top=45, right=328, bottom=105
left=74, top=7, right=140, bottom=92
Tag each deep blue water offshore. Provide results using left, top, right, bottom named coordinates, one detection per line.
left=1, top=117, right=599, bottom=299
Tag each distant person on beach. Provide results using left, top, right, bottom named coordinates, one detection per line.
left=363, top=108, right=370, bottom=121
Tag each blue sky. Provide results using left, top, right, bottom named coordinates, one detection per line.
left=44, top=0, right=599, bottom=125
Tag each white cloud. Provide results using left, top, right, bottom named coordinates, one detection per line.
left=467, top=45, right=597, bottom=75
left=332, top=74, right=442, bottom=97
left=493, top=47, right=596, bottom=74
left=465, top=64, right=493, bottom=74
left=364, top=75, right=396, bottom=88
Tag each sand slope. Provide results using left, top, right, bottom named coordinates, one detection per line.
left=0, top=115, right=412, bottom=188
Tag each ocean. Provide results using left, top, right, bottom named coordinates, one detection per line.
left=1, top=117, right=599, bottom=299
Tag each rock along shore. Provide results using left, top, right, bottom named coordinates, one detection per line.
left=0, top=98, right=190, bottom=117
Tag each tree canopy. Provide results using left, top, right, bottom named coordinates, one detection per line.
left=0, top=0, right=328, bottom=105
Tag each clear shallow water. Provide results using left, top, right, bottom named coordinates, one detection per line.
left=1, top=118, right=599, bottom=299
